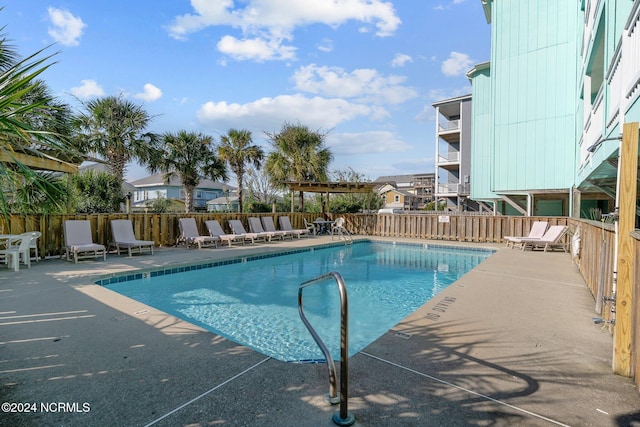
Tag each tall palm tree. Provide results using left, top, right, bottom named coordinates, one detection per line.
left=147, top=130, right=227, bottom=213
left=0, top=30, right=80, bottom=217
left=218, top=128, right=264, bottom=213
left=265, top=122, right=333, bottom=211
left=72, top=95, right=156, bottom=184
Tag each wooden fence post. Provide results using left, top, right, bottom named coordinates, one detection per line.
left=613, top=121, right=638, bottom=376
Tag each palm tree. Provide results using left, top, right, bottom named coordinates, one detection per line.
left=72, top=95, right=156, bottom=184
left=0, top=30, right=80, bottom=217
left=218, top=128, right=264, bottom=213
left=265, top=122, right=333, bottom=211
left=147, top=130, right=227, bottom=213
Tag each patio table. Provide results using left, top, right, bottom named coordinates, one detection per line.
left=313, top=220, right=335, bottom=235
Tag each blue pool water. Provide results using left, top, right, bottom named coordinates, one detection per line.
left=102, top=241, right=493, bottom=362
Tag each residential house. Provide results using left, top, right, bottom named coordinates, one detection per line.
left=129, top=174, right=234, bottom=211
left=374, top=173, right=434, bottom=210
left=206, top=193, right=239, bottom=212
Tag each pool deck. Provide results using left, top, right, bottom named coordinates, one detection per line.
left=1, top=236, right=639, bottom=427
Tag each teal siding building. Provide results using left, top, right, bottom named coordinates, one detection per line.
left=468, top=1, right=580, bottom=216
left=468, top=0, right=639, bottom=218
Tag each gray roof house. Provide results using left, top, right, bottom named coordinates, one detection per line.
left=129, top=174, right=235, bottom=211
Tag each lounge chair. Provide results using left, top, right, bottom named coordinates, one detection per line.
left=228, top=220, right=265, bottom=244
left=178, top=218, right=219, bottom=249
left=205, top=220, right=245, bottom=247
left=110, top=219, right=154, bottom=256
left=248, top=217, right=278, bottom=241
left=279, top=216, right=310, bottom=238
left=261, top=217, right=292, bottom=240
left=63, top=220, right=107, bottom=263
left=521, top=225, right=569, bottom=252
left=504, top=221, right=549, bottom=249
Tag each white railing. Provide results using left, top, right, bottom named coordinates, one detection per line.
left=436, top=183, right=469, bottom=195
left=606, top=39, right=622, bottom=131
left=437, top=119, right=460, bottom=132
left=436, top=152, right=460, bottom=163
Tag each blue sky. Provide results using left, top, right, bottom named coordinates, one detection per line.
left=6, top=1, right=490, bottom=183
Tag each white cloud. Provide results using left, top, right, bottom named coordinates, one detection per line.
left=134, top=83, right=163, bottom=102
left=327, top=131, right=412, bottom=155
left=168, top=0, right=400, bottom=61
left=391, top=53, right=413, bottom=68
left=441, top=51, right=474, bottom=76
left=197, top=94, right=372, bottom=132
left=217, top=35, right=296, bottom=62
left=47, top=7, right=86, bottom=46
left=317, top=38, right=333, bottom=53
left=292, top=64, right=417, bottom=104
left=70, top=80, right=104, bottom=99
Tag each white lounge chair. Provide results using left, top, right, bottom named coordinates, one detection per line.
left=504, top=221, right=549, bottom=248
left=247, top=217, right=278, bottom=241
left=228, top=220, right=265, bottom=244
left=521, top=225, right=569, bottom=252
left=63, top=220, right=107, bottom=263
left=279, top=216, right=310, bottom=238
left=261, top=217, right=292, bottom=240
left=110, top=219, right=154, bottom=256
left=178, top=218, right=219, bottom=249
left=205, top=220, right=245, bottom=247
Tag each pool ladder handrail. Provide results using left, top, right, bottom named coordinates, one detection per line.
left=298, top=271, right=355, bottom=426
left=331, top=221, right=353, bottom=244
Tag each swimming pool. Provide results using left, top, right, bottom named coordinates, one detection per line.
left=100, top=241, right=493, bottom=362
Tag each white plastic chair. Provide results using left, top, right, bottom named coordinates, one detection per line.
left=27, top=231, right=41, bottom=262
left=1, top=233, right=39, bottom=270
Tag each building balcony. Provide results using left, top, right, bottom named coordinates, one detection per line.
left=436, top=183, right=470, bottom=196
left=436, top=152, right=460, bottom=164
left=437, top=119, right=460, bottom=132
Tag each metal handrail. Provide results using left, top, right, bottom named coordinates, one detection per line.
left=298, top=272, right=355, bottom=426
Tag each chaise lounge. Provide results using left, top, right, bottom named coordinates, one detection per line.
left=110, top=219, right=155, bottom=256
left=228, top=220, right=265, bottom=244
left=178, top=218, right=219, bottom=249
left=63, top=220, right=107, bottom=263
left=520, top=225, right=569, bottom=252
left=205, top=220, right=245, bottom=247
left=504, top=221, right=549, bottom=249
left=278, top=216, right=311, bottom=238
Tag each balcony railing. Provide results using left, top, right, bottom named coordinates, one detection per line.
left=436, top=183, right=469, bottom=196
left=436, top=152, right=460, bottom=163
left=437, top=119, right=460, bottom=132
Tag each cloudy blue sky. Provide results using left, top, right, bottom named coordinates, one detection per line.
left=6, top=1, right=490, bottom=182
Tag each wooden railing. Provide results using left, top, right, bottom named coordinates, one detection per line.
left=1, top=213, right=638, bottom=387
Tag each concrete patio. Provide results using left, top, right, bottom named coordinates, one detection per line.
left=0, top=236, right=639, bottom=426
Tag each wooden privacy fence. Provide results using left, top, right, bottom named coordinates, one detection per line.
left=2, top=212, right=639, bottom=387
left=0, top=212, right=570, bottom=259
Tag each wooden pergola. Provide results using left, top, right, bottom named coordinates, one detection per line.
left=283, top=181, right=377, bottom=213
left=0, top=150, right=79, bottom=173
